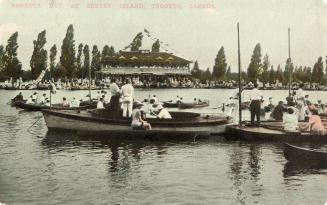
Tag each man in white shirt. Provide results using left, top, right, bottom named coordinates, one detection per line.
left=121, top=79, right=134, bottom=117
left=249, top=83, right=263, bottom=126
left=156, top=104, right=172, bottom=119
left=109, top=78, right=121, bottom=115
left=26, top=95, right=33, bottom=104
left=296, top=83, right=305, bottom=121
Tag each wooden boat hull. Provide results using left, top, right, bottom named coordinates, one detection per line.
left=42, top=109, right=231, bottom=137
left=178, top=101, right=209, bottom=109
left=15, top=101, right=89, bottom=111
left=284, top=143, right=327, bottom=165
left=163, top=101, right=180, bottom=108
left=226, top=125, right=327, bottom=142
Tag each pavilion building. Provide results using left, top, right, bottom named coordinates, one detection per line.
left=97, top=50, right=192, bottom=87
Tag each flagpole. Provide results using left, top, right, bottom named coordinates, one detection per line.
left=49, top=69, right=52, bottom=108
left=237, top=23, right=242, bottom=126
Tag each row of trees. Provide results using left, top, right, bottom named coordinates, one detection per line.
left=0, top=24, right=115, bottom=81
left=191, top=43, right=327, bottom=85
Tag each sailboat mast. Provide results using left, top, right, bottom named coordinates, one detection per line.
left=237, top=23, right=242, bottom=126
left=288, top=27, right=291, bottom=97
left=88, top=65, right=92, bottom=101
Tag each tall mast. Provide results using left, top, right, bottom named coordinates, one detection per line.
left=237, top=23, right=242, bottom=126
left=288, top=27, right=291, bottom=97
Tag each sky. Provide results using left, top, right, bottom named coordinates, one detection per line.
left=0, top=0, right=327, bottom=72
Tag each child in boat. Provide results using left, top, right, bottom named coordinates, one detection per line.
left=283, top=107, right=298, bottom=131
left=301, top=109, right=325, bottom=136
left=97, top=98, right=104, bottom=109
left=26, top=95, right=33, bottom=104
left=62, top=97, right=70, bottom=107
left=131, top=105, right=152, bottom=130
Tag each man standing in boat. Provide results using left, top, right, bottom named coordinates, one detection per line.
left=121, top=78, right=134, bottom=118
left=296, top=83, right=305, bottom=121
left=249, top=83, right=263, bottom=127
left=109, top=78, right=121, bottom=116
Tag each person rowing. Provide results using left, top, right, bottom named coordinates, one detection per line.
left=13, top=92, right=24, bottom=101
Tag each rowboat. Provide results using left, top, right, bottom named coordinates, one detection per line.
left=42, top=109, right=232, bottom=137
left=284, top=143, right=327, bottom=165
left=226, top=124, right=327, bottom=142
left=163, top=101, right=180, bottom=108
left=15, top=101, right=89, bottom=111
left=178, top=100, right=209, bottom=109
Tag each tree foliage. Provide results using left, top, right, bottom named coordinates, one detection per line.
left=83, top=45, right=90, bottom=79
left=151, top=39, right=160, bottom=52
left=101, top=45, right=115, bottom=60
left=191, top=61, right=201, bottom=79
left=212, top=46, right=227, bottom=80
left=312, top=56, right=324, bottom=83
left=247, top=43, right=262, bottom=82
left=60, top=24, right=76, bottom=78
left=260, top=54, right=270, bottom=84
left=76, top=43, right=83, bottom=78
left=2, top=32, right=22, bottom=80
left=91, top=45, right=101, bottom=78
left=30, top=30, right=47, bottom=79
left=49, top=44, right=57, bottom=77
left=130, top=32, right=143, bottom=51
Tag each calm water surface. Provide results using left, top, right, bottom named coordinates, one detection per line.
left=0, top=89, right=327, bottom=205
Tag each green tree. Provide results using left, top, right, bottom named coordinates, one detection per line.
left=2, top=32, right=22, bottom=81
left=0, top=45, right=4, bottom=77
left=247, top=43, right=262, bottom=82
left=191, top=61, right=201, bottom=79
left=226, top=66, right=232, bottom=80
left=82, top=45, right=90, bottom=78
left=201, top=67, right=211, bottom=80
left=151, top=39, right=160, bottom=52
left=312, top=56, right=324, bottom=83
left=101, top=45, right=115, bottom=60
left=283, top=58, right=293, bottom=84
left=303, top=67, right=312, bottom=83
left=91, top=45, right=101, bottom=78
left=269, top=65, right=275, bottom=83
left=212, top=46, right=227, bottom=80
left=60, top=24, right=76, bottom=78
left=261, top=54, right=270, bottom=85
left=275, top=64, right=283, bottom=83
left=76, top=43, right=83, bottom=78
left=49, top=44, right=57, bottom=77
left=30, top=30, right=47, bottom=79
left=130, top=32, right=143, bottom=51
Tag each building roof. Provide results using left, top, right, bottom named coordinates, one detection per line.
left=97, top=67, right=191, bottom=76
left=101, top=50, right=192, bottom=65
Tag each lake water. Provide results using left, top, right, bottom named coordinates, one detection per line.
left=0, top=89, right=327, bottom=205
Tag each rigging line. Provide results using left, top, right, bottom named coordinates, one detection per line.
left=27, top=116, right=43, bottom=133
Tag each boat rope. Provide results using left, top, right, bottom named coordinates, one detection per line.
left=27, top=116, right=43, bottom=133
